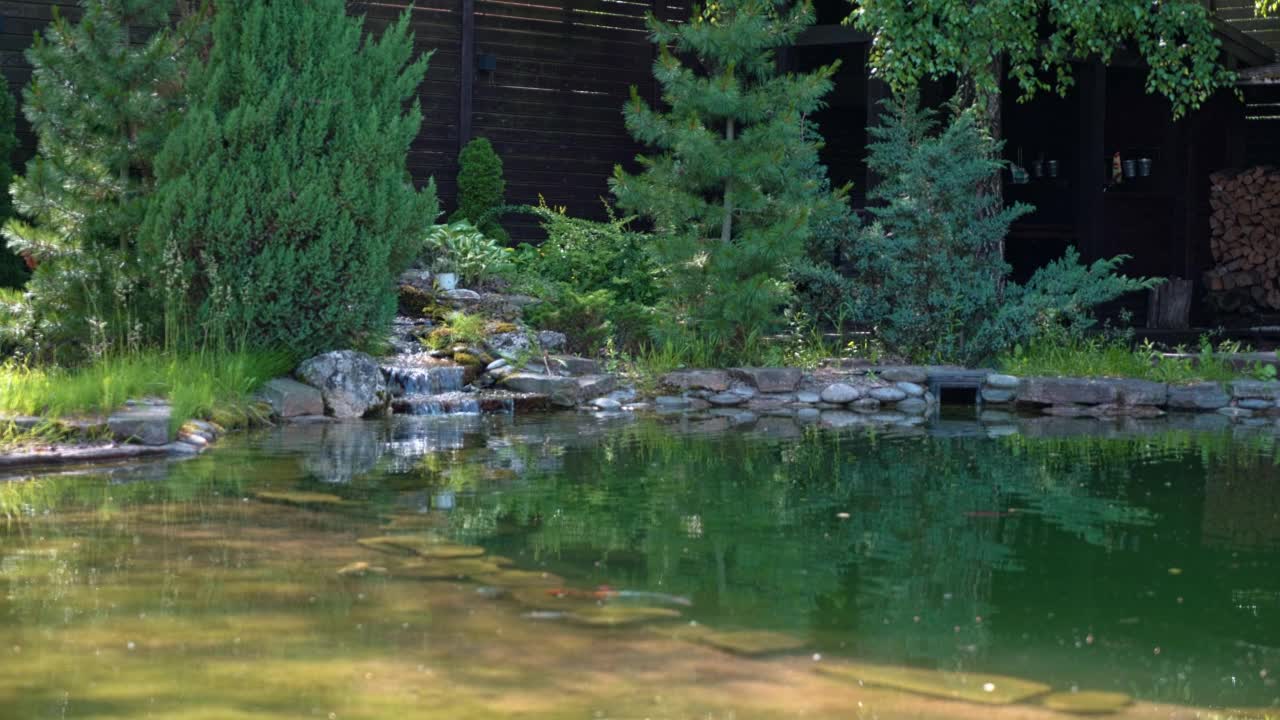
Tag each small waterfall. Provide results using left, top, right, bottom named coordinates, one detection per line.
left=385, top=366, right=465, bottom=395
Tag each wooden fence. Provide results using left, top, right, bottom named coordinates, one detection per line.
left=0, top=0, right=687, bottom=239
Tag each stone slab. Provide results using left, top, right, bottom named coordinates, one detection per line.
left=816, top=662, right=1051, bottom=706
left=729, top=367, right=802, bottom=393
left=1019, top=378, right=1119, bottom=406
left=258, top=377, right=324, bottom=418
left=107, top=405, right=174, bottom=446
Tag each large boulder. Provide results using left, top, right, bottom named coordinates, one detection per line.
left=1018, top=377, right=1119, bottom=406
left=1112, top=379, right=1168, bottom=407
left=820, top=383, right=861, bottom=404
left=1167, top=382, right=1230, bottom=410
left=729, top=367, right=803, bottom=393
left=661, top=369, right=732, bottom=393
left=108, top=404, right=174, bottom=446
left=512, top=375, right=611, bottom=407
left=296, top=351, right=388, bottom=419
left=258, top=378, right=324, bottom=418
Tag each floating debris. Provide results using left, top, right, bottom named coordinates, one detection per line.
left=336, top=562, right=387, bottom=578
left=656, top=624, right=807, bottom=656
left=1041, top=691, right=1133, bottom=714
left=566, top=605, right=682, bottom=628
left=816, top=662, right=1051, bottom=705
left=252, top=491, right=349, bottom=508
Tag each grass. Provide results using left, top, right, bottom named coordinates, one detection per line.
left=999, top=334, right=1274, bottom=384
left=0, top=349, right=295, bottom=435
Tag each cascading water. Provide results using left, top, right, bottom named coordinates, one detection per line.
left=386, top=366, right=465, bottom=395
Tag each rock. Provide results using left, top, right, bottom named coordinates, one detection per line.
left=576, top=375, right=617, bottom=399
left=1237, top=398, right=1276, bottom=411
left=107, top=404, right=174, bottom=446
left=655, top=396, right=692, bottom=409
left=657, top=624, right=807, bottom=656
left=708, top=392, right=746, bottom=407
left=567, top=606, right=682, bottom=627
left=820, top=411, right=863, bottom=428
left=536, top=331, right=567, bottom=353
left=472, top=570, right=564, bottom=588
left=1019, top=377, right=1119, bottom=406
left=795, top=391, right=821, bottom=404
left=869, top=387, right=908, bottom=403
left=485, top=332, right=532, bottom=361
left=816, top=662, right=1051, bottom=706
left=441, top=288, right=481, bottom=301
left=590, top=397, right=622, bottom=411
left=395, top=557, right=503, bottom=580
left=820, top=383, right=861, bottom=404
left=258, top=377, right=325, bottom=418
left=796, top=408, right=821, bottom=423
left=489, top=365, right=515, bottom=379
left=879, top=366, right=928, bottom=384
left=850, top=398, right=880, bottom=413
left=1218, top=406, right=1254, bottom=420
left=982, top=388, right=1016, bottom=404
left=895, top=381, right=925, bottom=397
left=296, top=351, right=388, bottom=419
left=178, top=431, right=208, bottom=448
left=709, top=409, right=758, bottom=426
left=253, top=491, right=350, bottom=508
left=1091, top=404, right=1165, bottom=418
left=661, top=370, right=732, bottom=393
left=729, top=367, right=802, bottom=393
left=502, top=373, right=581, bottom=407
left=896, top=398, right=929, bottom=414
left=1042, top=404, right=1094, bottom=418
left=1230, top=380, right=1280, bottom=399
left=549, top=355, right=599, bottom=376
left=356, top=536, right=486, bottom=559
left=727, top=383, right=757, bottom=399
left=164, top=441, right=201, bottom=456
left=607, top=388, right=638, bottom=403
left=1167, top=382, right=1230, bottom=410
left=1040, top=691, right=1132, bottom=714
left=985, top=373, right=1019, bottom=390
left=486, top=358, right=508, bottom=372
left=1111, top=379, right=1168, bottom=407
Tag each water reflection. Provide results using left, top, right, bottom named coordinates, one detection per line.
left=1, top=412, right=1279, bottom=718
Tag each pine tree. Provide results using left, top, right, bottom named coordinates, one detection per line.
left=849, top=95, right=1151, bottom=364
left=1, top=0, right=193, bottom=358
left=141, top=0, right=438, bottom=354
left=610, top=0, right=841, bottom=355
left=451, top=137, right=508, bottom=244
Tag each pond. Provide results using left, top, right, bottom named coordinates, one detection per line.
left=1, top=411, right=1278, bottom=719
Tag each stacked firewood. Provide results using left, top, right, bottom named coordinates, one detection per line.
left=1204, top=166, right=1280, bottom=314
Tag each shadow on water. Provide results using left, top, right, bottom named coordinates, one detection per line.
left=2, top=411, right=1280, bottom=718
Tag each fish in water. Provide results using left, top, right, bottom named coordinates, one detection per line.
left=545, top=586, right=692, bottom=607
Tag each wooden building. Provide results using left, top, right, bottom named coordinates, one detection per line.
left=1, top=0, right=1277, bottom=326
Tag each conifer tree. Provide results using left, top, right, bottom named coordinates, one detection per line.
left=611, top=0, right=841, bottom=354
left=141, top=0, right=438, bottom=353
left=452, top=137, right=508, bottom=244
left=2, top=0, right=192, bottom=357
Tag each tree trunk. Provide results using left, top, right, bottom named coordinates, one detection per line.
left=720, top=118, right=735, bottom=244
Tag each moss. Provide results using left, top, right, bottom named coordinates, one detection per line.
left=815, top=662, right=1051, bottom=706
left=425, top=327, right=454, bottom=350
left=490, top=321, right=519, bottom=334
left=397, top=285, right=436, bottom=318
left=453, top=351, right=493, bottom=368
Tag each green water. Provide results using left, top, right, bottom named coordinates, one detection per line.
left=2, top=412, right=1279, bottom=719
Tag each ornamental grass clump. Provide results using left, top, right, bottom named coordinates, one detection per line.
left=142, top=0, right=438, bottom=354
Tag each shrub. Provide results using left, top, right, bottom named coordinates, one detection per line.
left=511, top=201, right=659, bottom=354
left=844, top=96, right=1152, bottom=365
left=2, top=0, right=194, bottom=360
left=423, top=221, right=512, bottom=287
left=451, top=137, right=508, bottom=244
left=610, top=0, right=843, bottom=355
left=141, top=0, right=437, bottom=354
